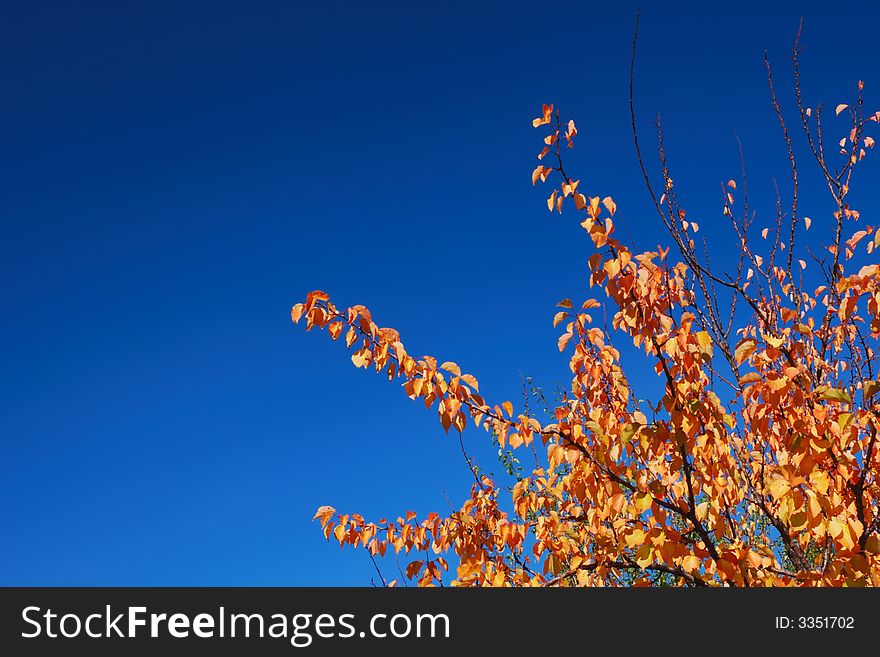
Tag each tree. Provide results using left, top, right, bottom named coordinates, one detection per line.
left=292, top=20, right=880, bottom=586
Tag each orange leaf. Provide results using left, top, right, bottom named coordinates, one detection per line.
left=461, top=373, right=479, bottom=391
left=312, top=505, right=336, bottom=526
left=602, top=196, right=617, bottom=216
left=558, top=332, right=573, bottom=352
left=532, top=103, right=553, bottom=128
left=406, top=560, right=424, bottom=579
left=531, top=165, right=550, bottom=185
left=439, top=412, right=452, bottom=433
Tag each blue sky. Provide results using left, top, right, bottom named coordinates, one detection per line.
left=2, top=1, right=878, bottom=585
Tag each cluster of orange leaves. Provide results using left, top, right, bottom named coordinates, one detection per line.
left=293, top=97, right=880, bottom=587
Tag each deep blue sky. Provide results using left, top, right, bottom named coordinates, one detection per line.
left=2, top=1, right=878, bottom=585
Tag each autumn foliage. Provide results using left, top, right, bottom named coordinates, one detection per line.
left=292, top=31, right=880, bottom=586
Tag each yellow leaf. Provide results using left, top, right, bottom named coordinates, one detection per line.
left=291, top=303, right=305, bottom=324
left=634, top=544, right=652, bottom=567
left=634, top=491, right=652, bottom=513
left=734, top=339, right=757, bottom=366
left=767, top=476, right=790, bottom=501
left=828, top=517, right=845, bottom=538
left=816, top=386, right=852, bottom=404
left=763, top=332, right=784, bottom=349
left=696, top=331, right=713, bottom=353
left=440, top=361, right=461, bottom=377
left=557, top=298, right=573, bottom=309
left=620, top=423, right=638, bottom=444
left=767, top=376, right=789, bottom=393
left=502, top=401, right=514, bottom=417
left=836, top=103, right=849, bottom=116
left=624, top=528, right=646, bottom=547
left=809, top=470, right=829, bottom=495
